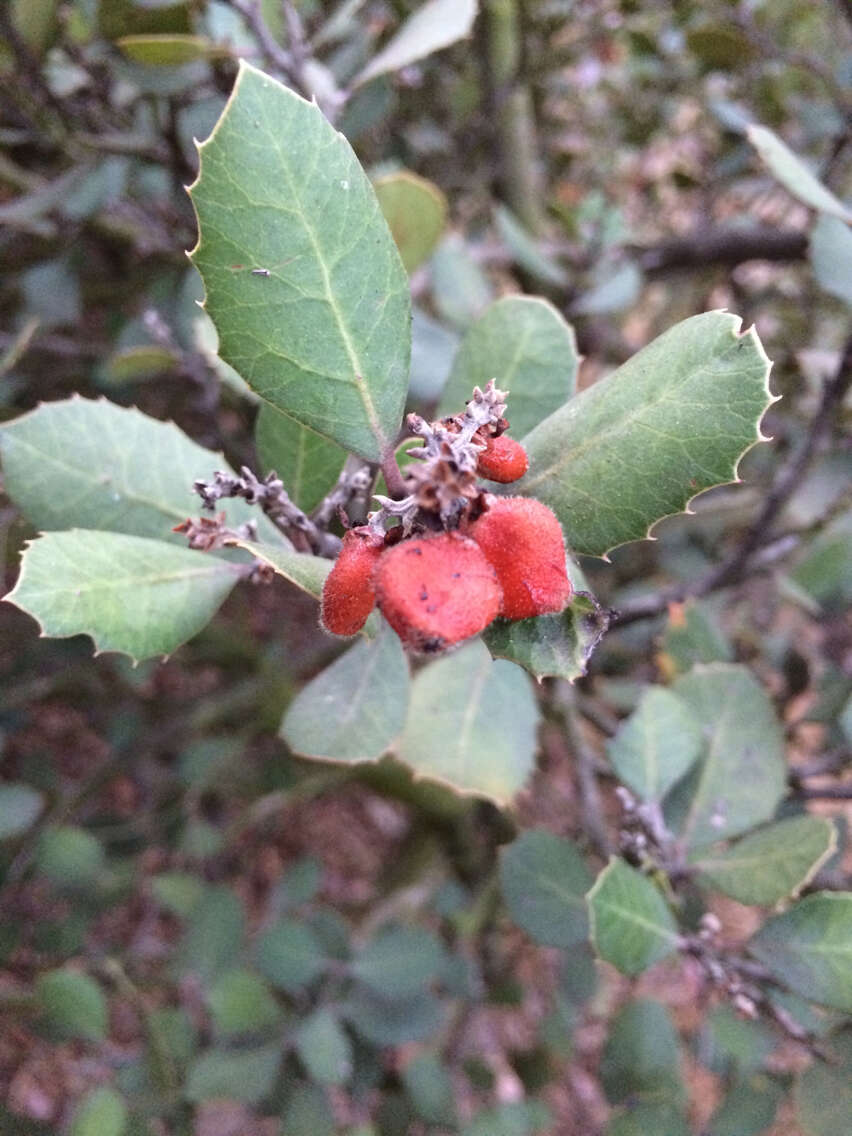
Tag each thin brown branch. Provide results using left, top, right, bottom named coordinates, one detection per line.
left=637, top=226, right=808, bottom=276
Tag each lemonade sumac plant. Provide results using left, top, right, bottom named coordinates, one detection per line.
left=3, top=35, right=852, bottom=1135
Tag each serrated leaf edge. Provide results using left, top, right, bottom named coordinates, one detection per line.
left=524, top=310, right=778, bottom=561
left=3, top=530, right=240, bottom=666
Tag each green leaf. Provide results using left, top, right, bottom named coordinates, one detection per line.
left=281, top=629, right=410, bottom=762
left=103, top=344, right=178, bottom=384
left=11, top=0, right=58, bottom=55
left=402, top=1052, right=457, bottom=1126
left=409, top=306, right=460, bottom=403
left=517, top=312, right=774, bottom=557
left=36, top=825, right=105, bottom=888
left=227, top=537, right=331, bottom=599
left=692, top=816, right=837, bottom=905
left=483, top=594, right=608, bottom=682
left=255, top=918, right=324, bottom=993
left=810, top=213, right=852, bottom=306
left=439, top=296, right=578, bottom=438
left=795, top=1028, right=852, bottom=1136
left=151, top=872, right=206, bottom=918
left=0, top=397, right=276, bottom=543
left=430, top=234, right=494, bottom=328
left=660, top=600, right=733, bottom=673
left=500, top=830, right=593, bottom=947
left=748, top=892, right=852, bottom=1012
left=606, top=687, right=703, bottom=801
left=706, top=1075, right=784, bottom=1136
left=351, top=926, right=447, bottom=999
left=283, top=1082, right=335, bottom=1136
left=572, top=262, right=642, bottom=316
left=176, top=886, right=245, bottom=984
left=747, top=125, right=852, bottom=223
left=342, top=989, right=445, bottom=1046
left=601, top=999, right=684, bottom=1106
left=606, top=1103, right=691, bottom=1136
left=6, top=531, right=240, bottom=663
left=208, top=969, right=279, bottom=1036
left=37, top=969, right=107, bottom=1042
left=697, top=1005, right=776, bottom=1077
left=190, top=63, right=410, bottom=462
left=462, top=1101, right=553, bottom=1136
left=115, top=33, right=220, bottom=65
left=494, top=205, right=569, bottom=288
left=185, top=1043, right=282, bottom=1104
left=70, top=1087, right=127, bottom=1136
left=0, top=783, right=44, bottom=839
left=587, top=858, right=680, bottom=976
left=375, top=170, right=447, bottom=273
left=295, top=1008, right=352, bottom=1085
left=396, top=638, right=540, bottom=803
left=254, top=406, right=346, bottom=513
left=353, top=0, right=478, bottom=87
left=669, top=664, right=786, bottom=849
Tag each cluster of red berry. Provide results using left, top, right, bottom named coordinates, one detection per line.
left=321, top=384, right=573, bottom=654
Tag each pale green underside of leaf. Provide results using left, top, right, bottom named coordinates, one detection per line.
left=587, top=857, right=680, bottom=976
left=395, top=638, right=540, bottom=804
left=439, top=295, right=578, bottom=439
left=668, top=664, right=787, bottom=849
left=5, top=530, right=239, bottom=662
left=189, top=62, right=410, bottom=462
left=747, top=125, right=852, bottom=223
left=692, top=816, right=837, bottom=906
left=517, top=311, right=774, bottom=558
left=749, top=892, right=852, bottom=1012
left=353, top=0, right=478, bottom=87
left=0, top=395, right=282, bottom=545
left=254, top=404, right=346, bottom=512
left=606, top=686, right=703, bottom=802
left=280, top=627, right=410, bottom=762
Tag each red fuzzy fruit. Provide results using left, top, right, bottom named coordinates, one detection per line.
left=476, top=433, right=529, bottom=483
left=321, top=530, right=384, bottom=637
left=468, top=496, right=572, bottom=620
left=374, top=532, right=502, bottom=652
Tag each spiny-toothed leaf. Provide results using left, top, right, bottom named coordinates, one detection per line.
left=395, top=638, right=540, bottom=804
left=517, top=312, right=774, bottom=558
left=692, top=816, right=837, bottom=906
left=0, top=396, right=283, bottom=546
left=189, top=62, right=410, bottom=463
left=439, top=295, right=579, bottom=438
left=5, top=530, right=240, bottom=663
left=281, top=627, right=410, bottom=762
